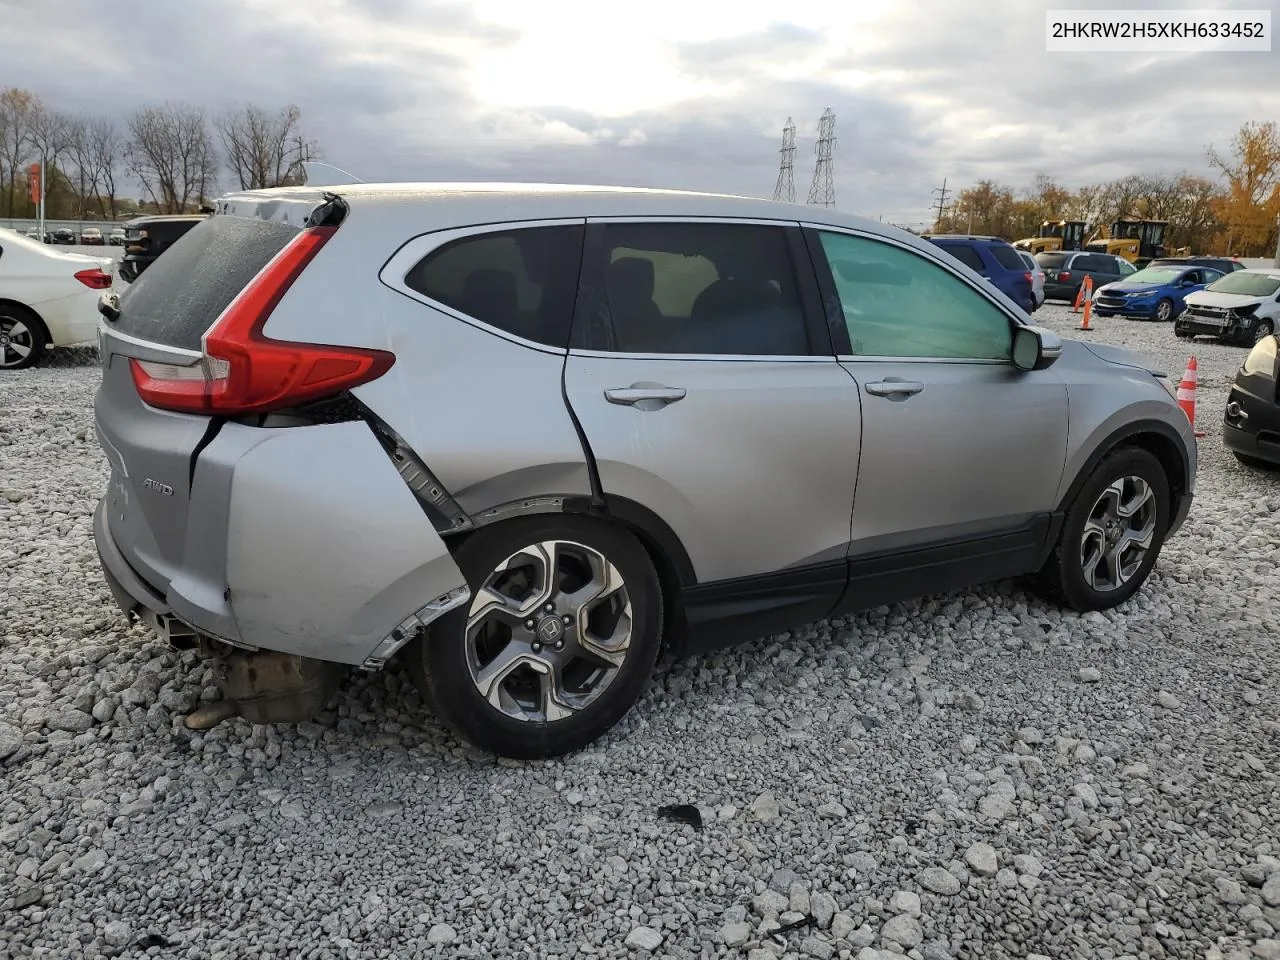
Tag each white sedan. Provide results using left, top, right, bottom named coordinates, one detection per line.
left=0, top=227, right=114, bottom=369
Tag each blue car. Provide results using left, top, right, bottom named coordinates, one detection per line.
left=925, top=235, right=1036, bottom=313
left=1092, top=264, right=1226, bottom=322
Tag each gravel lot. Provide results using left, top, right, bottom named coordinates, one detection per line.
left=1, top=301, right=1278, bottom=960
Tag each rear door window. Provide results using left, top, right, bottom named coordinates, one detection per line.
left=404, top=225, right=585, bottom=348
left=114, top=215, right=300, bottom=350
left=573, top=221, right=811, bottom=356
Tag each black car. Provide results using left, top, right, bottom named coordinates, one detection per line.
left=1035, top=250, right=1137, bottom=301
left=118, top=214, right=206, bottom=282
left=1149, top=256, right=1246, bottom=275
left=1223, top=333, right=1280, bottom=468
left=49, top=228, right=76, bottom=245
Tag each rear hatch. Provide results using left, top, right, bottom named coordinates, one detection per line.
left=95, top=213, right=307, bottom=590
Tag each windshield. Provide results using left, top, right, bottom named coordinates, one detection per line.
left=1205, top=272, right=1280, bottom=297
left=1125, top=267, right=1183, bottom=284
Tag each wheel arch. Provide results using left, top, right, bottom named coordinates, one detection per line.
left=0, top=299, right=49, bottom=339
left=1058, top=418, right=1191, bottom=521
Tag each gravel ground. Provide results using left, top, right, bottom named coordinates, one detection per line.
left=1, top=303, right=1278, bottom=960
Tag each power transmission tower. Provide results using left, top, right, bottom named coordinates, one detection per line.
left=932, top=178, right=951, bottom=230
left=806, top=108, right=836, bottom=207
left=772, top=118, right=797, bottom=203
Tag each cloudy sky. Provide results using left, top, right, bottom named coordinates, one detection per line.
left=1, top=0, right=1275, bottom=225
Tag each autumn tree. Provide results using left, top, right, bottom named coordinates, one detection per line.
left=216, top=103, right=318, bottom=190
left=126, top=102, right=218, bottom=213
left=1208, top=121, right=1280, bottom=255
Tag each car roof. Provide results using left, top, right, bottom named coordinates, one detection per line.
left=1234, top=267, right=1280, bottom=278
left=925, top=234, right=1008, bottom=243
left=217, top=181, right=916, bottom=245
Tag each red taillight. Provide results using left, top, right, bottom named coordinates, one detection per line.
left=1060, top=271, right=1072, bottom=281
left=1024, top=272, right=1033, bottom=283
left=129, top=225, right=395, bottom=415
left=74, top=268, right=112, bottom=289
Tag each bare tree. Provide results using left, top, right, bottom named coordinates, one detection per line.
left=65, top=116, right=97, bottom=219
left=87, top=118, right=122, bottom=220
left=126, top=103, right=218, bottom=213
left=217, top=103, right=318, bottom=190
left=0, top=87, right=40, bottom=216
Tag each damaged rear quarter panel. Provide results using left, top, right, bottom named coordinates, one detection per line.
left=222, top=420, right=468, bottom=665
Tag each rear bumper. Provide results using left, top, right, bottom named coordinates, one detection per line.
left=1223, top=384, right=1280, bottom=463
left=93, top=419, right=471, bottom=668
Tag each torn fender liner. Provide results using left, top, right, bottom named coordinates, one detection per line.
left=222, top=420, right=469, bottom=665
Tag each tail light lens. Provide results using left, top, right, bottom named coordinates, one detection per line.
left=1060, top=271, right=1072, bottom=281
left=1024, top=272, right=1033, bottom=283
left=129, top=225, right=395, bottom=415
left=74, top=268, right=113, bottom=289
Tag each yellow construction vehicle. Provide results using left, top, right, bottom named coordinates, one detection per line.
left=1084, top=218, right=1187, bottom=266
left=1013, top=220, right=1088, bottom=255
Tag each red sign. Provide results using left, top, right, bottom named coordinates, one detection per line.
left=27, top=163, right=40, bottom=205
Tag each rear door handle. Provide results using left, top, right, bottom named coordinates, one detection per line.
left=865, top=380, right=924, bottom=398
left=604, top=385, right=687, bottom=407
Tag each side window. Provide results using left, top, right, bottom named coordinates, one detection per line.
left=404, top=224, right=584, bottom=347
left=936, top=243, right=986, bottom=272
left=1183, top=269, right=1201, bottom=284
left=817, top=231, right=1013, bottom=361
left=578, top=221, right=810, bottom=356
left=1117, top=258, right=1137, bottom=275
left=1203, top=269, right=1223, bottom=284
left=988, top=244, right=1026, bottom=271
left=1076, top=255, right=1102, bottom=273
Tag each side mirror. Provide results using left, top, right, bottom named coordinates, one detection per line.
left=1013, top=325, right=1062, bottom=372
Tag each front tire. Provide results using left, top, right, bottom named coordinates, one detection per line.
left=407, top=515, right=663, bottom=759
left=1252, top=320, right=1274, bottom=345
left=1154, top=299, right=1174, bottom=322
left=1032, top=447, right=1170, bottom=611
left=0, top=307, right=48, bottom=370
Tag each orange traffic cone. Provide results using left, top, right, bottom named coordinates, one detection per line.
left=1078, top=276, right=1094, bottom=332
left=1177, top=356, right=1205, bottom=437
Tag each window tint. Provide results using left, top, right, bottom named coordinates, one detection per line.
left=115, top=215, right=299, bottom=350
left=989, top=244, right=1025, bottom=271
left=935, top=242, right=986, bottom=272
left=818, top=231, right=1013, bottom=361
left=1117, top=258, right=1137, bottom=275
left=1036, top=252, right=1069, bottom=270
left=578, top=222, right=810, bottom=356
left=404, top=225, right=584, bottom=347
left=1203, top=269, right=1224, bottom=283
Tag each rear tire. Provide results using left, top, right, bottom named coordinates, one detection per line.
left=407, top=515, right=663, bottom=759
left=1031, top=447, right=1170, bottom=612
left=0, top=306, right=48, bottom=370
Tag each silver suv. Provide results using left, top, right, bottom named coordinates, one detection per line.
left=92, top=183, right=1197, bottom=758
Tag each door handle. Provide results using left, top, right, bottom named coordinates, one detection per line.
left=604, top=385, right=687, bottom=407
left=865, top=380, right=924, bottom=398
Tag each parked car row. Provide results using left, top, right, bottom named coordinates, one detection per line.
left=19, top=225, right=128, bottom=245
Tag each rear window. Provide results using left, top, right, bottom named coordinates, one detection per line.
left=1035, top=253, right=1069, bottom=269
left=988, top=244, right=1025, bottom=270
left=114, top=215, right=300, bottom=350
left=934, top=242, right=985, bottom=272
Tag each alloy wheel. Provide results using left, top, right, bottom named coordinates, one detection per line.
left=464, top=539, right=633, bottom=723
left=1155, top=300, right=1173, bottom=322
left=1079, top=476, right=1158, bottom=592
left=0, top=317, right=35, bottom=368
